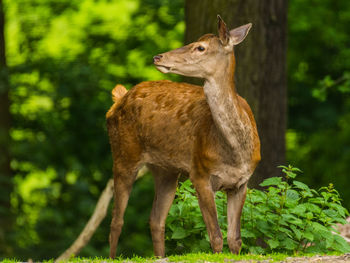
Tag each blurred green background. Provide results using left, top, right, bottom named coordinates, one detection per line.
left=0, top=0, right=349, bottom=260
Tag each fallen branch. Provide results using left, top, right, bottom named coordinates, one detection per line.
left=55, top=179, right=114, bottom=262
left=55, top=166, right=149, bottom=262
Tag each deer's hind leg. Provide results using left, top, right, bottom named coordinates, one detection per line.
left=109, top=160, right=140, bottom=258
left=108, top=131, right=142, bottom=258
left=148, top=165, right=179, bottom=257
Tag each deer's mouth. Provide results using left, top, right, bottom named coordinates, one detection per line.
left=155, top=64, right=172, bottom=73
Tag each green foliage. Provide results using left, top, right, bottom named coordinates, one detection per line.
left=4, top=0, right=184, bottom=260
left=287, top=0, right=350, bottom=209
left=165, top=166, right=350, bottom=254
left=243, top=165, right=349, bottom=254
left=165, top=180, right=225, bottom=253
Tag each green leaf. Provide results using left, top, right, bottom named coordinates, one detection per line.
left=291, top=204, right=306, bottom=216
left=193, top=220, right=205, bottom=229
left=312, top=222, right=329, bottom=233
left=321, top=191, right=331, bottom=201
left=248, top=246, right=265, bottom=254
left=287, top=171, right=297, bottom=179
left=278, top=226, right=293, bottom=238
left=267, top=239, right=279, bottom=249
left=281, top=214, right=302, bottom=225
left=309, top=197, right=325, bottom=205
left=333, top=234, right=350, bottom=253
left=293, top=180, right=310, bottom=191
left=250, top=193, right=265, bottom=203
left=281, top=237, right=298, bottom=250
left=241, top=228, right=256, bottom=238
left=177, top=202, right=184, bottom=215
left=291, top=167, right=302, bottom=173
left=325, top=233, right=334, bottom=248
left=171, top=227, right=188, bottom=239
left=303, top=231, right=314, bottom=241
left=290, top=225, right=302, bottom=240
left=286, top=189, right=300, bottom=201
left=323, top=208, right=338, bottom=218
left=305, top=203, right=321, bottom=214
left=267, top=187, right=281, bottom=196
left=199, top=239, right=210, bottom=250
left=328, top=203, right=348, bottom=218
left=306, top=212, right=313, bottom=220
left=260, top=177, right=282, bottom=187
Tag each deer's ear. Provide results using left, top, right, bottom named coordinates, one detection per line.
left=217, top=15, right=230, bottom=46
left=229, top=23, right=252, bottom=46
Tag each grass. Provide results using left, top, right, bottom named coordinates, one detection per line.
left=1, top=252, right=344, bottom=263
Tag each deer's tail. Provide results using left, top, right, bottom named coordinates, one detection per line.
left=106, top=84, right=127, bottom=119
left=111, top=84, right=127, bottom=104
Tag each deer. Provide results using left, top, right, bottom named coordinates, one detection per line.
left=106, top=15, right=260, bottom=258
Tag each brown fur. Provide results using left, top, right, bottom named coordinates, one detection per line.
left=106, top=84, right=127, bottom=119
left=107, top=17, right=260, bottom=258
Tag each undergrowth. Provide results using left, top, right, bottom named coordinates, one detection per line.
left=4, top=166, right=349, bottom=262
left=165, top=165, right=350, bottom=254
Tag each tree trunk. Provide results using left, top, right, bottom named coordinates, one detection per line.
left=0, top=0, right=12, bottom=255
left=185, top=0, right=287, bottom=187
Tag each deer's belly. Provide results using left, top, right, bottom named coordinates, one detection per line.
left=209, top=164, right=252, bottom=191
left=143, top=147, right=192, bottom=172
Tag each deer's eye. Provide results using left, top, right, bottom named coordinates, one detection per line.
left=197, top=46, right=205, bottom=52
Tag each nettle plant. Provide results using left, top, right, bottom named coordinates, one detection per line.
left=165, top=165, right=350, bottom=254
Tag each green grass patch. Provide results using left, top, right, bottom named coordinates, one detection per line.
left=2, top=252, right=345, bottom=263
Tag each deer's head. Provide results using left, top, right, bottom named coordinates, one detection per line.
left=153, top=15, right=252, bottom=79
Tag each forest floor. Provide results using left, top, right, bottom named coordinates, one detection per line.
left=3, top=254, right=350, bottom=263
left=278, top=254, right=350, bottom=262
left=62, top=253, right=350, bottom=263
left=148, top=253, right=350, bottom=262
left=116, top=253, right=350, bottom=263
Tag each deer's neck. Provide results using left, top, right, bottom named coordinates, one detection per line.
left=203, top=54, right=249, bottom=150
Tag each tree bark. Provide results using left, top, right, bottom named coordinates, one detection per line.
left=0, top=0, right=12, bottom=255
left=185, top=0, right=287, bottom=187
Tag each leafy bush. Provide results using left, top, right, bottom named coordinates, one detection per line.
left=165, top=166, right=350, bottom=254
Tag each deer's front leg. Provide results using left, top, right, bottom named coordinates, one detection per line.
left=191, top=176, right=223, bottom=253
left=226, top=183, right=247, bottom=254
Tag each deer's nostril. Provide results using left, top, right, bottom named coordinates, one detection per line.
left=153, top=55, right=163, bottom=63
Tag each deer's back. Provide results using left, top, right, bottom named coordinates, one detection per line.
left=107, top=80, right=214, bottom=171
